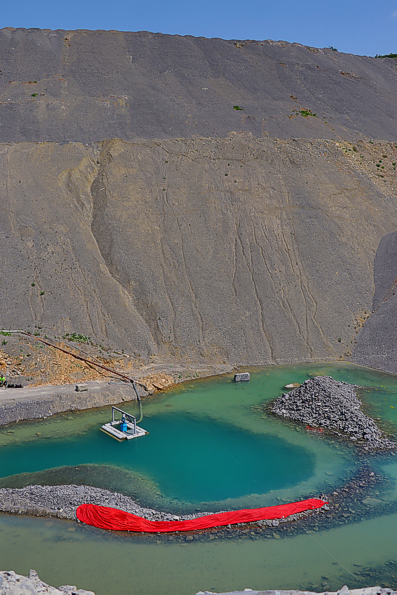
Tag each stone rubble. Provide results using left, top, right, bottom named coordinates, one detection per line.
left=0, top=484, right=214, bottom=522
left=271, top=376, right=396, bottom=450
left=0, top=569, right=95, bottom=594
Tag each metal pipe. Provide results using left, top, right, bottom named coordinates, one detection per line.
left=5, top=330, right=146, bottom=425
left=132, top=380, right=143, bottom=423
left=3, top=330, right=148, bottom=391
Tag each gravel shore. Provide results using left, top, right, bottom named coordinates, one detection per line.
left=0, top=484, right=326, bottom=528
left=271, top=376, right=396, bottom=450
left=0, top=484, right=209, bottom=522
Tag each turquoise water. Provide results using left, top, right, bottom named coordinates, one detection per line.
left=1, top=362, right=397, bottom=594
left=0, top=415, right=316, bottom=504
left=0, top=362, right=359, bottom=512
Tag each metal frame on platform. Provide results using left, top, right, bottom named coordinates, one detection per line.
left=101, top=406, right=148, bottom=441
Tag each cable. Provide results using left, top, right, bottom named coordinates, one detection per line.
left=3, top=330, right=148, bottom=390
left=3, top=329, right=146, bottom=422
left=305, top=530, right=364, bottom=585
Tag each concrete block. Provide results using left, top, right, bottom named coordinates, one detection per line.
left=75, top=384, right=88, bottom=392
left=233, top=373, right=250, bottom=382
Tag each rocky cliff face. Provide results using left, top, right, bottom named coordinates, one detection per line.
left=352, top=230, right=397, bottom=374
left=1, top=29, right=397, bottom=369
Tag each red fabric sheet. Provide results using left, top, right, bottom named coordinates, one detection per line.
left=76, top=498, right=326, bottom=533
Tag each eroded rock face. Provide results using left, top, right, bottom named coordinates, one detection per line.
left=0, top=569, right=95, bottom=595
left=1, top=137, right=396, bottom=366
left=1, top=29, right=397, bottom=371
left=352, top=230, right=397, bottom=374
left=271, top=376, right=395, bottom=450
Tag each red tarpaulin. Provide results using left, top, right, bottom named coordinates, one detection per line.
left=76, top=498, right=326, bottom=533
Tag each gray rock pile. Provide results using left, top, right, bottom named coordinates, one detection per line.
left=0, top=484, right=211, bottom=522
left=0, top=569, right=95, bottom=595
left=271, top=376, right=396, bottom=450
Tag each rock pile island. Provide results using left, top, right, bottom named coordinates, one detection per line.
left=271, top=376, right=396, bottom=450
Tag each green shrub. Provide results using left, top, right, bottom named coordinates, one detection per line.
left=63, top=332, right=92, bottom=344
left=299, top=109, right=317, bottom=118
left=375, top=53, right=397, bottom=59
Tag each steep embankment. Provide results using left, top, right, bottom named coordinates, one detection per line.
left=352, top=230, right=397, bottom=374
left=1, top=136, right=397, bottom=365
left=1, top=28, right=397, bottom=370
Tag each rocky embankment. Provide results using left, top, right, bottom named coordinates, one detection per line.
left=0, top=381, right=146, bottom=426
left=0, top=363, right=233, bottom=426
left=2, top=576, right=394, bottom=595
left=0, top=569, right=95, bottom=594
left=271, top=376, right=395, bottom=450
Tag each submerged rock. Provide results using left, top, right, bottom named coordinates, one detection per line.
left=271, top=376, right=396, bottom=450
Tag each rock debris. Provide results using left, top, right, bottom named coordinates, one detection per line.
left=271, top=376, right=396, bottom=450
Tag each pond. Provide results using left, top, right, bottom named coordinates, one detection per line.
left=1, top=362, right=397, bottom=594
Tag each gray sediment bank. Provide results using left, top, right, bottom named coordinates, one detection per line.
left=271, top=376, right=396, bottom=450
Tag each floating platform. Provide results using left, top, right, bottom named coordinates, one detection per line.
left=101, top=406, right=148, bottom=441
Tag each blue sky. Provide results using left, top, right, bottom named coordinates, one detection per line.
left=1, top=0, right=397, bottom=57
